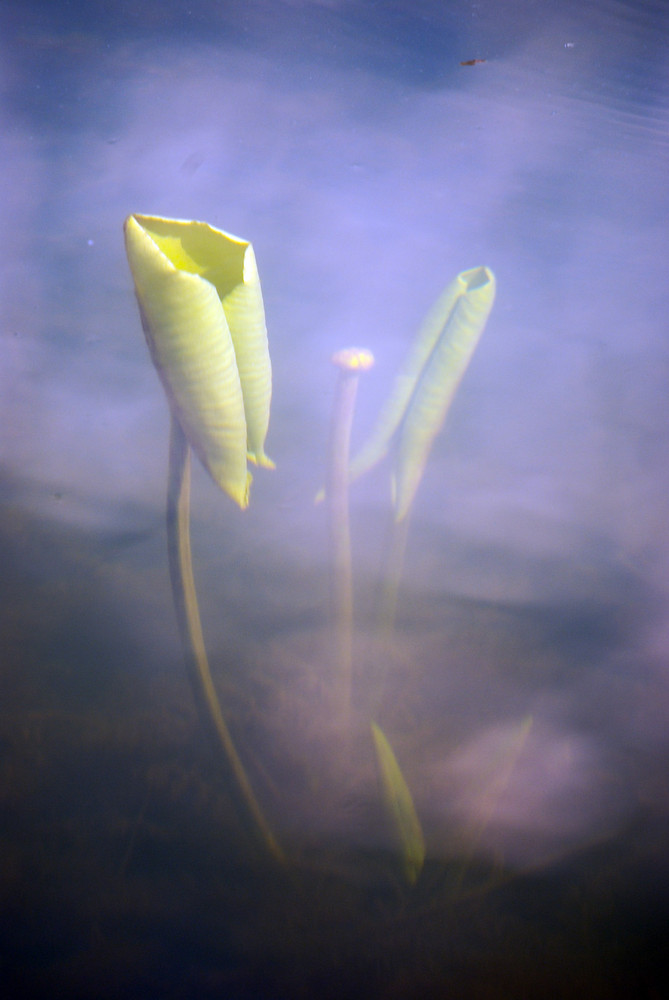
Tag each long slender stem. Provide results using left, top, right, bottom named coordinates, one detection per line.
left=372, top=512, right=410, bottom=718
left=327, top=372, right=357, bottom=721
left=166, top=415, right=283, bottom=861
left=326, top=348, right=374, bottom=723
left=378, top=512, right=410, bottom=638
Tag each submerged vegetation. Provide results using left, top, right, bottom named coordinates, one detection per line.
left=124, top=214, right=508, bottom=886
left=124, top=215, right=281, bottom=859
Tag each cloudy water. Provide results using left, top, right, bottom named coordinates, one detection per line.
left=2, top=1, right=668, bottom=997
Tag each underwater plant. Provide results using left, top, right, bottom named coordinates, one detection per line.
left=356, top=266, right=496, bottom=634
left=326, top=347, right=375, bottom=721
left=124, top=214, right=281, bottom=860
left=322, top=266, right=495, bottom=883
left=124, top=215, right=498, bottom=883
left=371, top=721, right=425, bottom=884
left=349, top=266, right=496, bottom=520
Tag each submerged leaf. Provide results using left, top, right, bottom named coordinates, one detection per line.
left=393, top=266, right=495, bottom=518
left=124, top=214, right=273, bottom=508
left=371, top=721, right=425, bottom=883
left=349, top=266, right=495, bottom=519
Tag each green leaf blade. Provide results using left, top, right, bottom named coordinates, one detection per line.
left=371, top=721, right=425, bottom=884
left=348, top=274, right=465, bottom=484
left=393, top=266, right=496, bottom=520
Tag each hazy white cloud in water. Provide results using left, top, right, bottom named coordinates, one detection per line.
left=1, top=6, right=668, bottom=864
left=426, top=718, right=616, bottom=868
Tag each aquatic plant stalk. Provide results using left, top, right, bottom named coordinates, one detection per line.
left=124, top=214, right=280, bottom=860
left=167, top=416, right=283, bottom=860
left=377, top=511, right=410, bottom=641
left=355, top=267, right=496, bottom=637
left=327, top=348, right=374, bottom=720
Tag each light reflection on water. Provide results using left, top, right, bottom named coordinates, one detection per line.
left=1, top=1, right=668, bottom=996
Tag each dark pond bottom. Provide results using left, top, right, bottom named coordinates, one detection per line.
left=2, top=671, right=668, bottom=1000
left=1, top=504, right=668, bottom=999
left=1, top=799, right=667, bottom=1000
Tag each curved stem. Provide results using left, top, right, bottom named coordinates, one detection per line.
left=166, top=415, right=283, bottom=861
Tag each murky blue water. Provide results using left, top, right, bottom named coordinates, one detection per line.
left=2, top=1, right=668, bottom=996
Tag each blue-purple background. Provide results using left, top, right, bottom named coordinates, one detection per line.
left=2, top=0, right=669, bottom=902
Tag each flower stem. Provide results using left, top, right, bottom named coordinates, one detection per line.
left=378, top=511, right=410, bottom=638
left=327, top=348, right=374, bottom=722
left=166, top=415, right=283, bottom=861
